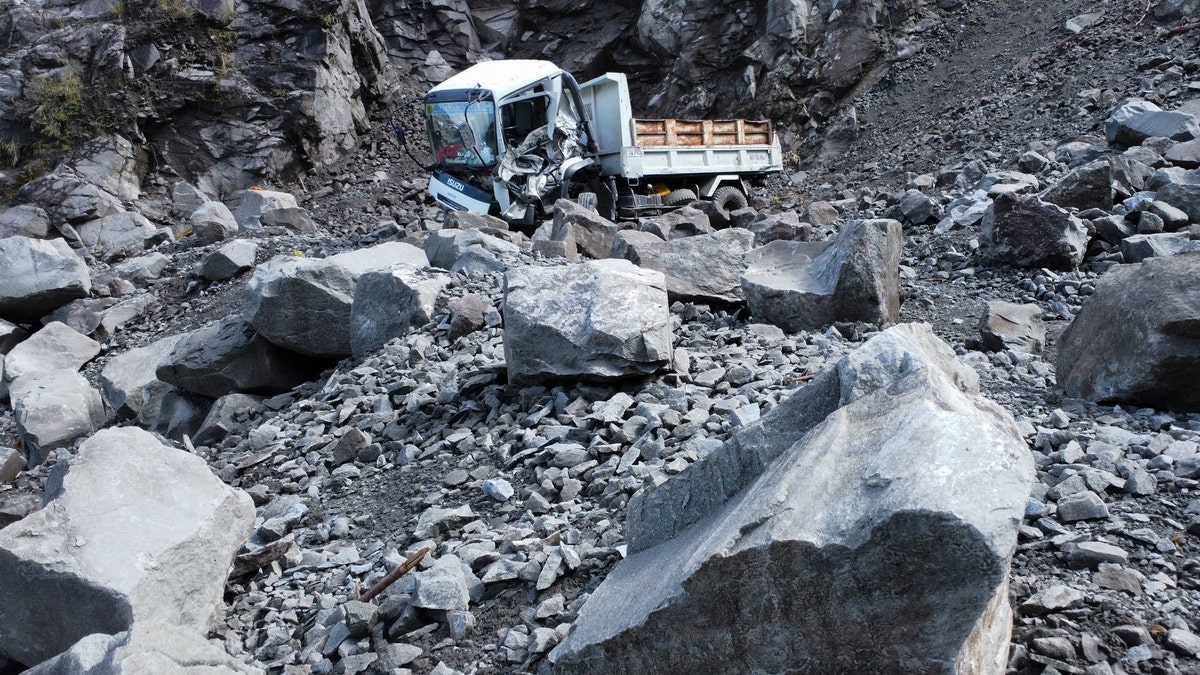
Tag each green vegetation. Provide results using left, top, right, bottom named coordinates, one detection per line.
left=24, top=68, right=86, bottom=150
left=158, top=0, right=195, bottom=19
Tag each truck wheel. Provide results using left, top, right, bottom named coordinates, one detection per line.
left=576, top=192, right=598, bottom=213
left=711, top=186, right=748, bottom=220
left=662, top=188, right=698, bottom=206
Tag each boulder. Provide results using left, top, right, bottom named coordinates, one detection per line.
left=189, top=201, right=239, bottom=245
left=609, top=228, right=755, bottom=303
left=979, top=301, right=1046, bottom=354
left=1166, top=139, right=1200, bottom=169
left=77, top=212, right=157, bottom=260
left=232, top=189, right=300, bottom=231
left=350, top=265, right=450, bottom=358
left=647, top=205, right=714, bottom=239
left=10, top=370, right=107, bottom=466
left=1120, top=232, right=1200, bottom=263
left=1057, top=252, right=1200, bottom=411
left=424, top=228, right=521, bottom=274
left=1105, top=99, right=1200, bottom=147
left=1149, top=167, right=1200, bottom=224
left=553, top=199, right=621, bottom=259
left=980, top=192, right=1088, bottom=269
left=503, top=259, right=672, bottom=384
left=741, top=219, right=902, bottom=332
left=108, top=253, right=170, bottom=288
left=738, top=210, right=812, bottom=245
left=41, top=298, right=118, bottom=338
left=897, top=188, right=943, bottom=225
left=3, top=322, right=100, bottom=383
left=100, top=334, right=185, bottom=426
left=0, top=204, right=51, bottom=239
left=72, top=135, right=143, bottom=202
left=1040, top=159, right=1114, bottom=211
left=170, top=182, right=210, bottom=219
left=200, top=239, right=257, bottom=281
left=531, top=217, right=579, bottom=261
left=243, top=243, right=425, bottom=358
left=1, top=447, right=24, bottom=484
left=0, top=427, right=254, bottom=667
left=0, top=237, right=91, bottom=321
left=193, top=393, right=264, bottom=447
left=260, top=206, right=318, bottom=234
left=552, top=324, right=1033, bottom=673
left=156, top=317, right=317, bottom=398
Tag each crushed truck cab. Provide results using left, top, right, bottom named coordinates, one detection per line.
left=423, top=59, right=782, bottom=225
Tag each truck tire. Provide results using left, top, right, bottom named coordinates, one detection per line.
left=662, top=188, right=698, bottom=206
left=711, top=186, right=748, bottom=220
left=576, top=192, right=598, bottom=213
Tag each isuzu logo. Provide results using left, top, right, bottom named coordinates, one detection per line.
left=447, top=177, right=466, bottom=191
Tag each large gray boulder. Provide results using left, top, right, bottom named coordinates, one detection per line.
left=424, top=228, right=521, bottom=274
left=10, top=370, right=108, bottom=466
left=77, top=212, right=158, bottom=261
left=243, top=243, right=426, bottom=357
left=741, top=219, right=902, bottom=332
left=1105, top=99, right=1200, bottom=147
left=1040, top=159, right=1114, bottom=211
left=0, top=204, right=51, bottom=239
left=100, top=334, right=185, bottom=426
left=0, top=237, right=91, bottom=321
left=26, top=625, right=262, bottom=675
left=980, top=192, right=1088, bottom=269
left=503, top=260, right=672, bottom=384
left=1057, top=252, right=1200, bottom=411
left=979, top=301, right=1045, bottom=354
left=3, top=322, right=100, bottom=383
left=553, top=199, right=621, bottom=259
left=189, top=201, right=239, bottom=245
left=0, top=427, right=254, bottom=667
left=156, top=317, right=315, bottom=398
left=609, top=228, right=755, bottom=303
left=232, top=189, right=300, bottom=231
left=1149, top=167, right=1200, bottom=224
left=350, top=265, right=450, bottom=358
left=1120, top=232, right=1200, bottom=263
left=552, top=324, right=1034, bottom=673
left=199, top=239, right=257, bottom=282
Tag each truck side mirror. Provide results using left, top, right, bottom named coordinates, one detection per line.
left=458, top=122, right=478, bottom=150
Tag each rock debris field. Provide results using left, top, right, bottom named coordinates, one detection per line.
left=2, top=0, right=1200, bottom=673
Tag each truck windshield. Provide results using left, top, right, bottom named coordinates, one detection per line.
left=426, top=100, right=499, bottom=168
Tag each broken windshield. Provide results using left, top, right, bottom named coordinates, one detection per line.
left=426, top=100, right=499, bottom=168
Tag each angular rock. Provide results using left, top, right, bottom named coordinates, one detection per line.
left=980, top=192, right=1088, bottom=269
left=1041, top=160, right=1113, bottom=211
left=553, top=199, right=621, bottom=259
left=0, top=427, right=254, bottom=666
left=0, top=237, right=91, bottom=321
left=10, top=370, right=107, bottom=466
left=897, top=188, right=943, bottom=225
left=77, top=211, right=157, bottom=261
left=3, top=322, right=100, bottom=383
left=980, top=301, right=1045, bottom=354
left=1120, top=232, right=1200, bottom=263
left=553, top=324, right=1033, bottom=673
left=1057, top=252, right=1200, bottom=411
left=1056, top=491, right=1109, bottom=522
left=26, top=626, right=261, bottom=675
left=190, top=201, right=239, bottom=245
left=738, top=210, right=811, bottom=245
left=350, top=265, right=449, bottom=358
left=1106, top=100, right=1200, bottom=147
left=232, top=189, right=300, bottom=231
left=0, top=319, right=28, bottom=355
left=0, top=204, right=51, bottom=239
left=741, top=219, right=902, bottom=332
left=244, top=243, right=426, bottom=357
left=503, top=259, right=672, bottom=384
left=171, top=182, right=210, bottom=220
left=1166, top=139, right=1200, bottom=169
left=260, top=206, right=317, bottom=234
left=531, top=217, right=579, bottom=261
left=1150, top=167, right=1200, bottom=224
left=0, top=447, right=24, bottom=484
left=156, top=316, right=317, bottom=398
left=100, top=333, right=185, bottom=426
left=193, top=393, right=264, bottom=448
left=609, top=227, right=755, bottom=303
left=200, top=239, right=257, bottom=282
left=424, top=228, right=520, bottom=274
left=413, top=555, right=474, bottom=612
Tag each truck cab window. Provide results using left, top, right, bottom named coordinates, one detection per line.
left=501, top=97, right=548, bottom=146
left=426, top=100, right=499, bottom=168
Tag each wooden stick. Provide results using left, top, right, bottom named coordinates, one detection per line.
left=357, top=546, right=430, bottom=603
left=1165, top=21, right=1200, bottom=37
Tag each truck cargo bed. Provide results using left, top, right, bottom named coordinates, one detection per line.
left=633, top=119, right=774, bottom=147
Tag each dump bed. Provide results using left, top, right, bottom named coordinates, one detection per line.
left=578, top=73, right=783, bottom=180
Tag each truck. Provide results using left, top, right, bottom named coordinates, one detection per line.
left=415, top=59, right=783, bottom=225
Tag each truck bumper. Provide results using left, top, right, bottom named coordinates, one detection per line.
left=429, top=172, right=493, bottom=214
